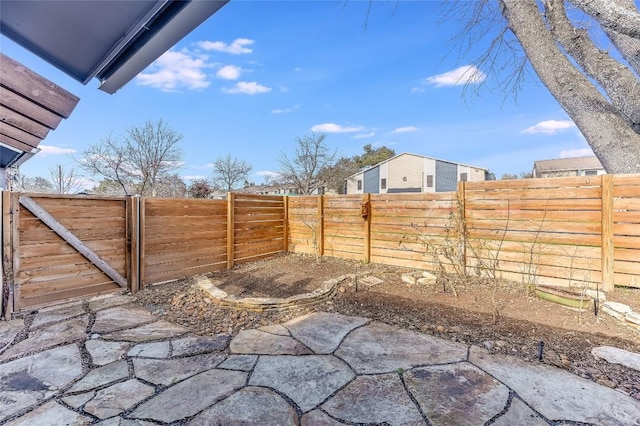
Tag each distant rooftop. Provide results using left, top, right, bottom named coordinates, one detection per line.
left=534, top=156, right=603, bottom=172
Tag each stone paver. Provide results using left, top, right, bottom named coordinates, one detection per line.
left=335, top=321, right=467, bottom=374
left=592, top=345, right=640, bottom=372
left=87, top=294, right=133, bottom=312
left=5, top=400, right=92, bottom=426
left=404, top=362, right=509, bottom=426
left=86, top=340, right=130, bottom=366
left=0, top=344, right=82, bottom=420
left=133, top=352, right=225, bottom=385
left=92, top=305, right=156, bottom=334
left=230, top=328, right=312, bottom=355
left=171, top=334, right=229, bottom=357
left=83, top=379, right=155, bottom=419
left=469, top=346, right=640, bottom=425
left=218, top=354, right=258, bottom=372
left=130, top=369, right=246, bottom=423
left=249, top=355, right=355, bottom=412
left=0, top=316, right=88, bottom=361
left=30, top=302, right=85, bottom=328
left=128, top=341, right=170, bottom=358
left=0, top=319, right=23, bottom=352
left=300, top=410, right=344, bottom=426
left=2, top=301, right=639, bottom=425
left=67, top=360, right=129, bottom=393
left=492, top=397, right=547, bottom=426
left=102, top=320, right=187, bottom=342
left=322, top=373, right=424, bottom=424
left=284, top=312, right=369, bottom=354
left=190, top=386, right=297, bottom=425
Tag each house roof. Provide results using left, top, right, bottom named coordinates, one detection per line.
left=533, top=156, right=603, bottom=172
left=346, top=152, right=489, bottom=179
left=0, top=0, right=228, bottom=94
left=0, top=54, right=80, bottom=169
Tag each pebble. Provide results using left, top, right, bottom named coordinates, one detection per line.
left=483, top=341, right=496, bottom=351
left=436, top=325, right=445, bottom=333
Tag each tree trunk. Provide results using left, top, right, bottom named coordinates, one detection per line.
left=500, top=0, right=640, bottom=174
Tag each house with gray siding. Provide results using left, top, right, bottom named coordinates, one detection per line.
left=532, top=156, right=605, bottom=178
left=345, top=153, right=490, bottom=194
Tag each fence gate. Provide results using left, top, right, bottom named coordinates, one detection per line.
left=1, top=193, right=132, bottom=315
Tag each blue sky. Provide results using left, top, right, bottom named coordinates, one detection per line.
left=2, top=0, right=593, bottom=187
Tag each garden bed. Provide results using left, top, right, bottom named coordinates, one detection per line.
left=133, top=253, right=640, bottom=400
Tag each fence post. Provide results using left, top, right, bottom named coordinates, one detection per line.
left=283, top=196, right=289, bottom=253
left=227, top=193, right=235, bottom=268
left=127, top=196, right=141, bottom=294
left=457, top=181, right=467, bottom=274
left=317, top=195, right=324, bottom=257
left=138, top=197, right=146, bottom=289
left=601, top=174, right=614, bottom=292
left=10, top=192, right=20, bottom=313
left=1, top=191, right=13, bottom=319
left=363, top=193, right=371, bottom=263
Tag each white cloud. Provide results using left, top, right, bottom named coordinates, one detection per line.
left=559, top=148, right=594, bottom=158
left=271, top=105, right=299, bottom=114
left=391, top=126, right=418, bottom=133
left=255, top=170, right=280, bottom=178
left=222, top=81, right=272, bottom=95
left=38, top=144, right=76, bottom=155
left=411, top=87, right=425, bottom=93
left=311, top=123, right=364, bottom=133
left=353, top=131, right=376, bottom=139
left=521, top=120, right=576, bottom=135
left=137, top=49, right=211, bottom=91
left=424, top=65, right=486, bottom=87
left=183, top=175, right=207, bottom=181
left=197, top=38, right=254, bottom=55
left=216, top=65, right=242, bottom=80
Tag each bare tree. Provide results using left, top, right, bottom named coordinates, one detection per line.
left=212, top=155, right=253, bottom=192
left=154, top=173, right=187, bottom=198
left=446, top=0, right=640, bottom=173
left=49, top=164, right=84, bottom=194
left=9, top=167, right=53, bottom=193
left=80, top=119, right=184, bottom=196
left=278, top=133, right=337, bottom=195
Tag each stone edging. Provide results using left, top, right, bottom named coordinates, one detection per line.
left=195, top=275, right=352, bottom=312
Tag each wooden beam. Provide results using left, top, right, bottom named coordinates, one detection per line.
left=363, top=193, right=371, bottom=263
left=139, top=197, right=146, bottom=289
left=0, top=87, right=63, bottom=130
left=1, top=191, right=14, bottom=319
left=11, top=193, right=21, bottom=312
left=0, top=53, right=79, bottom=118
left=126, top=197, right=140, bottom=293
left=601, top=174, right=614, bottom=292
left=19, top=196, right=127, bottom=288
left=0, top=133, right=38, bottom=152
left=283, top=196, right=289, bottom=252
left=0, top=106, right=50, bottom=139
left=317, top=195, right=324, bottom=257
left=0, top=120, right=43, bottom=147
left=457, top=181, right=467, bottom=273
left=227, top=193, right=235, bottom=269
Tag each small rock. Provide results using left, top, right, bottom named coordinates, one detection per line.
left=338, top=287, right=347, bottom=293
left=561, top=358, right=571, bottom=368
left=483, top=341, right=496, bottom=351
left=436, top=325, right=445, bottom=333
left=450, top=326, right=462, bottom=333
left=596, top=377, right=617, bottom=388
left=401, top=274, right=417, bottom=285
left=495, top=340, right=506, bottom=348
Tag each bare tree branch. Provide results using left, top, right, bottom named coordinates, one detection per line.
left=212, top=155, right=253, bottom=192
left=569, top=0, right=640, bottom=37
left=278, top=133, right=336, bottom=195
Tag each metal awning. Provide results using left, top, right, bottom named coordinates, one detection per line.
left=0, top=0, right=228, bottom=94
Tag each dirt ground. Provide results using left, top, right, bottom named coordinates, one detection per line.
left=134, top=252, right=640, bottom=400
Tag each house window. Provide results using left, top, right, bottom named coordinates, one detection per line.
left=357, top=179, right=362, bottom=190
left=381, top=178, right=387, bottom=190
left=460, top=173, right=468, bottom=182
left=426, top=175, right=433, bottom=188
left=585, top=170, right=598, bottom=176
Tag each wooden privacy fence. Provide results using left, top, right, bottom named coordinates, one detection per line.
left=1, top=193, right=286, bottom=315
left=1, top=174, right=639, bottom=315
left=287, top=174, right=640, bottom=291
